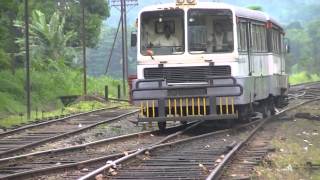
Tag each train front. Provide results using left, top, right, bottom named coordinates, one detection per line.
left=131, top=1, right=243, bottom=130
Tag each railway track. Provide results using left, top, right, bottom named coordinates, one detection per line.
left=0, top=82, right=317, bottom=179
left=76, top=119, right=261, bottom=180
left=205, top=99, right=320, bottom=179
left=0, top=107, right=138, bottom=158
left=75, top=86, right=320, bottom=180
left=0, top=121, right=221, bottom=179
left=289, top=81, right=320, bottom=100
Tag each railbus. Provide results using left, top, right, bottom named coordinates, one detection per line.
left=130, top=0, right=289, bottom=130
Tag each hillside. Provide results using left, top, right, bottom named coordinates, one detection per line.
left=87, top=0, right=320, bottom=78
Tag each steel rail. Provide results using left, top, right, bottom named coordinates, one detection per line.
left=78, top=119, right=263, bottom=180
left=206, top=98, right=320, bottom=180
left=290, top=81, right=320, bottom=88
left=0, top=106, right=119, bottom=138
left=0, top=121, right=203, bottom=179
left=78, top=120, right=206, bottom=180
left=79, top=98, right=320, bottom=180
left=0, top=109, right=139, bottom=158
left=0, top=121, right=194, bottom=164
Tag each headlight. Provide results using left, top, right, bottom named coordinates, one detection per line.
left=176, top=0, right=197, bottom=5
left=176, top=0, right=184, bottom=4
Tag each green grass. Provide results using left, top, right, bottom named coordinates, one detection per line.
left=0, top=67, right=130, bottom=128
left=254, top=118, right=320, bottom=179
left=289, top=71, right=320, bottom=85
left=0, top=100, right=119, bottom=128
left=0, top=69, right=122, bottom=116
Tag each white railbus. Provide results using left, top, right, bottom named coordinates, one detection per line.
left=131, top=0, right=288, bottom=130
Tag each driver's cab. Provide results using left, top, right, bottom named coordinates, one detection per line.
left=140, top=10, right=185, bottom=56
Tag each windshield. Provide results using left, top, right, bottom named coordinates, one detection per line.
left=188, top=9, right=234, bottom=53
left=140, top=10, right=184, bottom=56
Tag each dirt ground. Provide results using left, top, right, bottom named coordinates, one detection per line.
left=254, top=101, right=320, bottom=179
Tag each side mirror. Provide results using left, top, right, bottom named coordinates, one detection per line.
left=131, top=31, right=137, bottom=47
left=285, top=44, right=290, bottom=54
left=284, top=38, right=290, bottom=54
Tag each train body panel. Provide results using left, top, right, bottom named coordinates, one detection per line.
left=130, top=1, right=289, bottom=129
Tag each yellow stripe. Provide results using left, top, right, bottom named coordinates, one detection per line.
left=186, top=98, right=189, bottom=116
left=197, top=97, right=200, bottom=115
left=231, top=97, right=235, bottom=114
left=174, top=99, right=177, bottom=116
left=180, top=98, right=183, bottom=117
left=140, top=102, right=144, bottom=116
left=152, top=100, right=155, bottom=118
left=226, top=97, right=229, bottom=115
left=203, top=97, right=206, bottom=115
left=219, top=97, right=223, bottom=115
left=168, top=99, right=171, bottom=116
left=192, top=98, right=195, bottom=116
left=146, top=101, right=149, bottom=118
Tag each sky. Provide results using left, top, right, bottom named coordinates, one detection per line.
left=104, top=0, right=270, bottom=27
left=105, top=0, right=174, bottom=27
left=103, top=0, right=320, bottom=28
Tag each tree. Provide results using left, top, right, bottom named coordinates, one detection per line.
left=0, top=49, right=11, bottom=69
left=0, top=0, right=21, bottom=70
left=246, top=5, right=263, bottom=11
left=307, top=20, right=320, bottom=73
left=15, top=10, right=76, bottom=69
left=0, top=0, right=110, bottom=70
left=63, top=0, right=110, bottom=48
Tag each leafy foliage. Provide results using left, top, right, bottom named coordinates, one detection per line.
left=15, top=10, right=77, bottom=67
left=0, top=68, right=121, bottom=115
left=285, top=19, right=320, bottom=74
left=87, top=26, right=137, bottom=78
left=0, top=49, right=11, bottom=69
left=289, top=72, right=320, bottom=85
left=62, top=0, right=110, bottom=48
left=246, top=5, right=263, bottom=11
left=0, top=0, right=110, bottom=70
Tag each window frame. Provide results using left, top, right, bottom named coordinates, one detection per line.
left=139, top=9, right=185, bottom=56
left=187, top=8, right=235, bottom=54
left=237, top=18, right=268, bottom=53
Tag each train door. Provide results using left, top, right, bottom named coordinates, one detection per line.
left=237, top=19, right=253, bottom=76
left=246, top=22, right=253, bottom=76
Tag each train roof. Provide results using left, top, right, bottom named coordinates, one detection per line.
left=139, top=2, right=282, bottom=29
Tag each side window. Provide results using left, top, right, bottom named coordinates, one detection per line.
left=280, top=34, right=284, bottom=54
left=238, top=21, right=267, bottom=53
left=237, top=21, right=247, bottom=52
left=260, top=26, right=267, bottom=52
left=251, top=24, right=257, bottom=52
left=271, top=28, right=280, bottom=54
left=251, top=24, right=267, bottom=53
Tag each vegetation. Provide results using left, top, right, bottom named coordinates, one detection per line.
left=0, top=1, right=123, bottom=121
left=286, top=20, right=320, bottom=75
left=255, top=117, right=320, bottom=179
left=0, top=69, right=121, bottom=114
left=246, top=5, right=263, bottom=11
left=14, top=10, right=77, bottom=67
left=1, top=0, right=320, bottom=122
left=0, top=100, right=114, bottom=128
left=289, top=72, right=320, bottom=85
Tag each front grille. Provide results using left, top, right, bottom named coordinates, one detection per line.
left=144, top=66, right=231, bottom=83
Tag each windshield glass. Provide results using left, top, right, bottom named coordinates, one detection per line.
left=140, top=10, right=184, bottom=56
left=188, top=9, right=234, bottom=53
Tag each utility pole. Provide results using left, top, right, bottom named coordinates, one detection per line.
left=81, top=0, right=87, bottom=95
left=111, top=0, right=138, bottom=97
left=120, top=0, right=127, bottom=95
left=123, top=0, right=129, bottom=96
left=24, top=0, right=31, bottom=120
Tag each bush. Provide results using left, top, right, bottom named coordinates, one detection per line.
left=289, top=71, right=320, bottom=85
left=0, top=68, right=121, bottom=115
